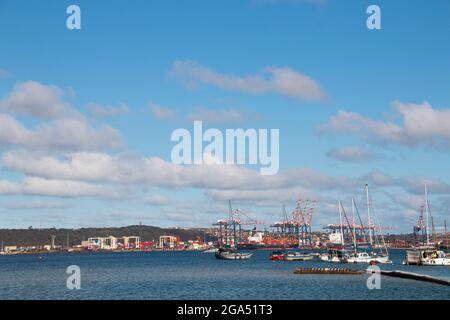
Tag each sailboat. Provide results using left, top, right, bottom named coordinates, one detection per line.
left=404, top=184, right=450, bottom=266
left=319, top=201, right=351, bottom=263
left=346, top=185, right=391, bottom=264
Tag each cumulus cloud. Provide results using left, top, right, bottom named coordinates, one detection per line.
left=0, top=150, right=361, bottom=191
left=86, top=103, right=129, bottom=117
left=0, top=81, right=81, bottom=119
left=149, top=102, right=177, bottom=120
left=319, top=101, right=450, bottom=148
left=0, top=177, right=123, bottom=199
left=4, top=150, right=448, bottom=201
left=0, top=114, right=123, bottom=151
left=326, top=147, right=375, bottom=163
left=171, top=61, right=326, bottom=101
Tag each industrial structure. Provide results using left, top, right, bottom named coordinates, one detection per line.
left=270, top=200, right=317, bottom=247
left=213, top=201, right=264, bottom=248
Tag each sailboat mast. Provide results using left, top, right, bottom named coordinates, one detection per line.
left=339, top=201, right=344, bottom=246
left=283, top=204, right=287, bottom=251
left=445, top=220, right=449, bottom=250
left=365, top=184, right=373, bottom=246
left=425, top=184, right=430, bottom=246
left=352, top=197, right=357, bottom=250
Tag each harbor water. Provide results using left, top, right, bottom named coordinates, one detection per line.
left=0, top=249, right=448, bottom=300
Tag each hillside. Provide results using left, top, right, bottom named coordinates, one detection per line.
left=0, top=225, right=212, bottom=247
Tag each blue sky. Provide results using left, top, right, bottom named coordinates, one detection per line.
left=0, top=0, right=449, bottom=232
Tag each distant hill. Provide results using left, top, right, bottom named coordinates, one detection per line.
left=0, top=225, right=213, bottom=247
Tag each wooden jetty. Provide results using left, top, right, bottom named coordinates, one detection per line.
left=294, top=268, right=364, bottom=275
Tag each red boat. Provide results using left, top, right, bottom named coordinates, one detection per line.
left=269, top=251, right=285, bottom=261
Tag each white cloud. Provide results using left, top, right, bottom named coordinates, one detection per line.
left=0, top=151, right=359, bottom=191
left=171, top=61, right=326, bottom=101
left=86, top=103, right=129, bottom=117
left=5, top=200, right=70, bottom=210
left=0, top=81, right=81, bottom=119
left=0, top=177, right=123, bottom=199
left=0, top=114, right=123, bottom=151
left=149, top=102, right=177, bottom=120
left=319, top=101, right=450, bottom=148
left=326, top=147, right=375, bottom=162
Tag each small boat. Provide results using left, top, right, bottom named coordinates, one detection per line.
left=346, top=251, right=391, bottom=264
left=284, top=252, right=314, bottom=261
left=421, top=250, right=450, bottom=266
left=403, top=185, right=450, bottom=266
left=215, top=248, right=253, bottom=260
left=202, top=247, right=218, bottom=253
left=269, top=251, right=285, bottom=261
left=319, top=249, right=350, bottom=263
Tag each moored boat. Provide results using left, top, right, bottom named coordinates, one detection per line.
left=284, top=252, right=314, bottom=261
left=215, top=248, right=253, bottom=260
left=421, top=250, right=450, bottom=266
left=319, top=248, right=349, bottom=263
left=269, top=251, right=285, bottom=261
left=346, top=251, right=391, bottom=264
left=270, top=250, right=315, bottom=261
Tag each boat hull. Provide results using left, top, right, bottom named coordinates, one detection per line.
left=421, top=258, right=450, bottom=266
left=215, top=251, right=253, bottom=260
left=347, top=256, right=391, bottom=264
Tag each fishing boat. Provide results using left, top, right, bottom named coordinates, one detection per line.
left=215, top=248, right=253, bottom=260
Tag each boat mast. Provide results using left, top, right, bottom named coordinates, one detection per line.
left=424, top=183, right=430, bottom=246
left=445, top=220, right=449, bottom=250
left=351, top=197, right=357, bottom=251
left=282, top=204, right=288, bottom=252
left=365, top=184, right=373, bottom=246
left=338, top=200, right=345, bottom=246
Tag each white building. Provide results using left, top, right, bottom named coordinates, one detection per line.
left=87, top=236, right=140, bottom=250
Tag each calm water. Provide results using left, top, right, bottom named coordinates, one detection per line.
left=0, top=249, right=448, bottom=300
